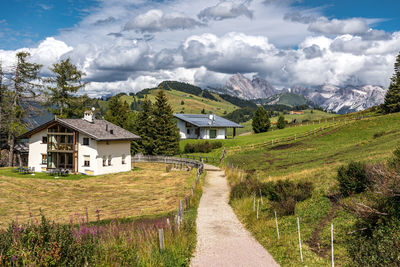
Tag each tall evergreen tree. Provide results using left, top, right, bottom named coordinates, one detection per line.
left=135, top=97, right=156, bottom=155
left=104, top=96, right=136, bottom=131
left=277, top=115, right=286, bottom=129
left=8, top=52, right=42, bottom=166
left=43, top=58, right=86, bottom=118
left=383, top=52, right=400, bottom=114
left=152, top=90, right=180, bottom=155
left=0, top=62, right=9, bottom=135
left=252, top=106, right=270, bottom=133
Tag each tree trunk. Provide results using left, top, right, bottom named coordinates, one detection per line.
left=8, top=134, right=15, bottom=167
left=17, top=153, right=22, bottom=167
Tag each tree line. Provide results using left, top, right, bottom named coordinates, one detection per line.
left=0, top=52, right=180, bottom=167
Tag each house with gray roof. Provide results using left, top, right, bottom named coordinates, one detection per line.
left=174, top=114, right=243, bottom=140
left=19, top=110, right=140, bottom=175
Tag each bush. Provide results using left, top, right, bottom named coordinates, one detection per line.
left=347, top=219, right=400, bottom=266
left=387, top=145, right=400, bottom=170
left=230, top=175, right=262, bottom=200
left=183, top=141, right=222, bottom=153
left=337, top=161, right=369, bottom=196
left=230, top=177, right=313, bottom=216
left=263, top=180, right=313, bottom=215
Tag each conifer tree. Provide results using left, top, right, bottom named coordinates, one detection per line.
left=8, top=52, right=42, bottom=166
left=0, top=63, right=9, bottom=135
left=104, top=96, right=133, bottom=129
left=43, top=58, right=86, bottom=118
left=135, top=97, right=156, bottom=155
left=277, top=115, right=286, bottom=129
left=383, top=52, right=400, bottom=114
left=152, top=90, right=180, bottom=155
left=252, top=106, right=270, bottom=133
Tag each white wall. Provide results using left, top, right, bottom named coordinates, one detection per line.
left=77, top=133, right=98, bottom=175
left=95, top=140, right=131, bottom=175
left=28, top=129, right=48, bottom=172
left=177, top=119, right=187, bottom=139
left=200, top=128, right=226, bottom=139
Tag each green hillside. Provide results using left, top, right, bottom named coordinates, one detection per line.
left=223, top=112, right=400, bottom=266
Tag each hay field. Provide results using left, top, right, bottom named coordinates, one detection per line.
left=0, top=163, right=196, bottom=228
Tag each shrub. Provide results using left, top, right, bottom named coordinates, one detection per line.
left=262, top=180, right=313, bottom=215
left=230, top=174, right=262, bottom=200
left=183, top=141, right=222, bottom=153
left=347, top=218, right=400, bottom=266
left=230, top=178, right=313, bottom=215
left=337, top=161, right=369, bottom=196
left=387, top=145, right=400, bottom=170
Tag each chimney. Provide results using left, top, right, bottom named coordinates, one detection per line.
left=83, top=110, right=94, bottom=123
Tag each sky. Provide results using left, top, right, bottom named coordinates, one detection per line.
left=0, top=0, right=400, bottom=96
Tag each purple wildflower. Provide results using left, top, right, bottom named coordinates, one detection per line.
left=11, top=255, right=17, bottom=262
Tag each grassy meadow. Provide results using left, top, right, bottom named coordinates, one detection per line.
left=180, top=119, right=340, bottom=159
left=119, top=89, right=239, bottom=116
left=224, top=112, right=400, bottom=266
left=0, top=163, right=196, bottom=229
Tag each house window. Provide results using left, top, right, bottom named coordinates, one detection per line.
left=41, top=154, right=47, bottom=164
left=84, top=155, right=90, bottom=167
left=210, top=129, right=217, bottom=139
left=122, top=154, right=126, bottom=164
left=83, top=137, right=89, bottom=146
left=187, top=129, right=190, bottom=135
left=108, top=155, right=112, bottom=166
left=42, top=136, right=48, bottom=144
left=103, top=156, right=106, bottom=167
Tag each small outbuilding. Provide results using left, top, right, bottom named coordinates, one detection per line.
left=174, top=114, right=243, bottom=140
left=18, top=110, right=140, bottom=175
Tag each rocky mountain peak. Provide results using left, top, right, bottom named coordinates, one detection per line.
left=224, top=73, right=278, bottom=100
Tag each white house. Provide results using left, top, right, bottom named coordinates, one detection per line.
left=18, top=110, right=140, bottom=176
left=174, top=114, right=243, bottom=140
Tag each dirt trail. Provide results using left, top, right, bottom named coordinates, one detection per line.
left=190, top=164, right=279, bottom=267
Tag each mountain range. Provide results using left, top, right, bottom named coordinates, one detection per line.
left=217, top=73, right=387, bottom=114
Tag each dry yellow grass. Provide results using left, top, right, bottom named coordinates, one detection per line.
left=0, top=163, right=196, bottom=228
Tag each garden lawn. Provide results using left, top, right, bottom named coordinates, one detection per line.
left=0, top=163, right=196, bottom=229
left=224, top=112, right=400, bottom=266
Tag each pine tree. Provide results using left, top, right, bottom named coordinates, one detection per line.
left=135, top=97, right=156, bottom=155
left=277, top=115, right=286, bottom=129
left=43, top=58, right=86, bottom=118
left=0, top=63, right=10, bottom=135
left=152, top=90, right=180, bottom=155
left=252, top=106, right=270, bottom=133
left=383, top=52, right=400, bottom=114
left=8, top=52, right=42, bottom=166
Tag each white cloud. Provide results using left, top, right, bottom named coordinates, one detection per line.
left=198, top=1, right=253, bottom=21
left=1, top=0, right=400, bottom=96
left=124, top=9, right=204, bottom=32
left=308, top=17, right=369, bottom=35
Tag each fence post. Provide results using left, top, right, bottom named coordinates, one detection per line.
left=274, top=211, right=280, bottom=239
left=159, top=228, right=165, bottom=250
left=253, top=193, right=256, bottom=212
left=331, top=224, right=334, bottom=267
left=257, top=199, right=260, bottom=219
left=297, top=217, right=303, bottom=262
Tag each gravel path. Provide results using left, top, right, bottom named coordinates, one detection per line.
left=190, top=164, right=279, bottom=267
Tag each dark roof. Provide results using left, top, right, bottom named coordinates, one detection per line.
left=174, top=114, right=243, bottom=128
left=19, top=118, right=141, bottom=141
